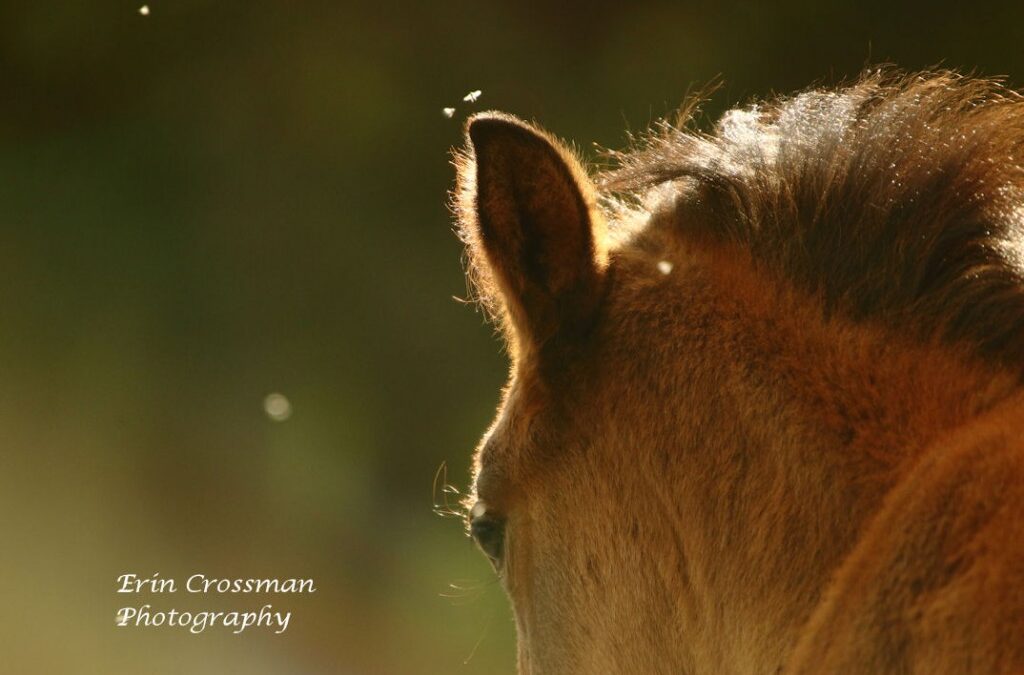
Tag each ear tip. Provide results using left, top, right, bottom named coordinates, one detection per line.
left=466, top=112, right=544, bottom=150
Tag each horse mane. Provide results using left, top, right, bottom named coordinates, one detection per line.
left=601, top=70, right=1024, bottom=374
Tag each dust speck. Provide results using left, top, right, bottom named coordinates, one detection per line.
left=263, top=393, right=292, bottom=422
left=657, top=260, right=673, bottom=275
left=138, top=5, right=150, bottom=15
left=442, top=107, right=456, bottom=118
left=463, top=90, right=482, bottom=103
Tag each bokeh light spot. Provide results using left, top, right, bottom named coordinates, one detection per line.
left=263, top=393, right=293, bottom=422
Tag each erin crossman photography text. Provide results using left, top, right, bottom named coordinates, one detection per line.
left=115, top=573, right=316, bottom=635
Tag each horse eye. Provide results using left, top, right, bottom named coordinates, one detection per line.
left=469, top=502, right=505, bottom=566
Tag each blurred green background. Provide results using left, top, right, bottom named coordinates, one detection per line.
left=1, top=1, right=1022, bottom=673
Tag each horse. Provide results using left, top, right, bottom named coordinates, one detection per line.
left=451, top=70, right=1024, bottom=674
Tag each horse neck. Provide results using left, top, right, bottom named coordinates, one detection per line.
left=638, top=239, right=1022, bottom=670
left=701, top=244, right=1020, bottom=468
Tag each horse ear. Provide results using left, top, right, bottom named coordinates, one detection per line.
left=459, top=113, right=607, bottom=356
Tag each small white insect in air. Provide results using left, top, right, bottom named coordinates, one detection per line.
left=263, top=392, right=292, bottom=422
left=463, top=90, right=482, bottom=103
left=138, top=5, right=150, bottom=15
left=442, top=107, right=456, bottom=118
left=657, top=260, right=674, bottom=275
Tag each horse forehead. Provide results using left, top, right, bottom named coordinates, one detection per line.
left=473, top=383, right=535, bottom=500
left=474, top=361, right=603, bottom=489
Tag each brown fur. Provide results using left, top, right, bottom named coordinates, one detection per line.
left=453, top=71, right=1024, bottom=674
